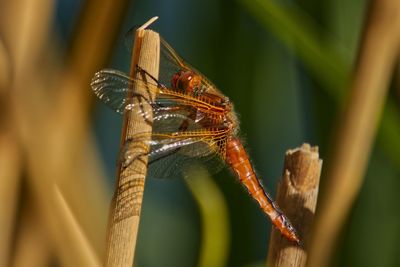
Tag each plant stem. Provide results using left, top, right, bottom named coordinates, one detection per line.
left=308, top=1, right=400, bottom=265
left=104, top=18, right=160, bottom=267
left=267, top=144, right=322, bottom=267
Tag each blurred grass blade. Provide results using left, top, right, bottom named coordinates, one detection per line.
left=240, top=0, right=400, bottom=169
left=377, top=99, right=400, bottom=166
left=240, top=0, right=350, bottom=97
left=54, top=184, right=101, bottom=267
left=186, top=168, right=230, bottom=267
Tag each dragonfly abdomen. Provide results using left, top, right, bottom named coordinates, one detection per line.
left=225, top=137, right=300, bottom=244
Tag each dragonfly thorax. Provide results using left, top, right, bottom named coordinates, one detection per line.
left=226, top=110, right=239, bottom=135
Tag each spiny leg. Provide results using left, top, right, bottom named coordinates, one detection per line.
left=119, top=137, right=151, bottom=169
left=127, top=65, right=171, bottom=125
left=136, top=65, right=167, bottom=89
left=148, top=119, right=190, bottom=166
left=124, top=92, right=155, bottom=125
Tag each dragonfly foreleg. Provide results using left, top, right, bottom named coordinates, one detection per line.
left=123, top=66, right=168, bottom=125
left=118, top=138, right=151, bottom=169
left=149, top=115, right=190, bottom=165
left=124, top=91, right=156, bottom=126
left=136, top=65, right=167, bottom=89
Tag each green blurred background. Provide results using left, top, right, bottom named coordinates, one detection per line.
left=71, top=0, right=398, bottom=266
left=2, top=0, right=400, bottom=266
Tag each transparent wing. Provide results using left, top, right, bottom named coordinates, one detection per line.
left=91, top=69, right=136, bottom=114
left=159, top=38, right=227, bottom=98
left=91, top=69, right=227, bottom=128
left=121, top=128, right=230, bottom=179
left=94, top=33, right=237, bottom=179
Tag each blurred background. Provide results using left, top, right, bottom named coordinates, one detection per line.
left=1, top=0, right=400, bottom=266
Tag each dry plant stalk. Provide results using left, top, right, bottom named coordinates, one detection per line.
left=1, top=0, right=128, bottom=265
left=0, top=135, right=21, bottom=267
left=62, top=0, right=130, bottom=106
left=105, top=18, right=160, bottom=267
left=12, top=202, right=51, bottom=267
left=308, top=0, right=400, bottom=266
left=53, top=185, right=101, bottom=266
left=54, top=0, right=130, bottom=257
left=267, top=144, right=322, bottom=267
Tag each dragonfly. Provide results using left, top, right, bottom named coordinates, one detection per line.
left=91, top=36, right=300, bottom=244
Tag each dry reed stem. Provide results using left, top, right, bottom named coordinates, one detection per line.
left=308, top=1, right=400, bottom=266
left=53, top=185, right=102, bottom=266
left=0, top=37, right=11, bottom=90
left=267, top=144, right=322, bottom=267
left=52, top=0, right=130, bottom=257
left=1, top=0, right=129, bottom=265
left=1, top=1, right=55, bottom=265
left=0, top=135, right=21, bottom=267
left=104, top=18, right=160, bottom=267
left=0, top=29, right=18, bottom=267
left=0, top=38, right=20, bottom=265
left=12, top=203, right=52, bottom=267
left=62, top=0, right=130, bottom=105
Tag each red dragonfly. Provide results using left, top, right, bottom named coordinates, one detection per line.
left=91, top=37, right=300, bottom=244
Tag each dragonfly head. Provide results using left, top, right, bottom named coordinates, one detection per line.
left=171, top=70, right=202, bottom=94
left=171, top=71, right=182, bottom=89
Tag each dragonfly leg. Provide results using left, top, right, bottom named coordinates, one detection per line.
left=136, top=65, right=167, bottom=89
left=118, top=138, right=151, bottom=169
left=123, top=66, right=169, bottom=125
left=123, top=91, right=156, bottom=126
left=148, top=117, right=190, bottom=165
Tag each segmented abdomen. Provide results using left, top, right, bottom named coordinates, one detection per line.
left=225, top=137, right=299, bottom=244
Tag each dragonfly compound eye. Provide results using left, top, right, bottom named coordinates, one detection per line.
left=173, top=71, right=202, bottom=94
left=171, top=71, right=182, bottom=88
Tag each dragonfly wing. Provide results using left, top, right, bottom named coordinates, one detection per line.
left=120, top=128, right=229, bottom=180
left=92, top=69, right=132, bottom=114
left=148, top=134, right=226, bottom=180
left=159, top=38, right=228, bottom=98
left=119, top=31, right=230, bottom=98
left=92, top=69, right=227, bottom=131
left=91, top=69, right=158, bottom=114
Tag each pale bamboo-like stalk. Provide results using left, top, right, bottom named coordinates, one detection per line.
left=308, top=1, right=400, bottom=266
left=267, top=144, right=322, bottom=267
left=104, top=18, right=160, bottom=267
